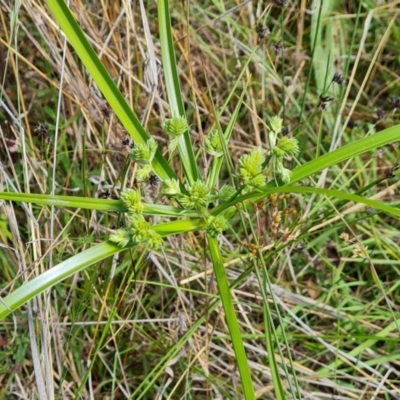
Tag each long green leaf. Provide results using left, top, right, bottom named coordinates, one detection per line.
left=0, top=192, right=198, bottom=217
left=0, top=242, right=120, bottom=321
left=0, top=192, right=125, bottom=211
left=157, top=0, right=200, bottom=184
left=0, top=217, right=208, bottom=322
left=208, top=236, right=256, bottom=400
left=45, top=0, right=176, bottom=181
left=213, top=186, right=400, bottom=219
left=289, top=124, right=400, bottom=185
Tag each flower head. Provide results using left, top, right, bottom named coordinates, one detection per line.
left=205, top=130, right=224, bottom=157
left=275, top=158, right=292, bottom=183
left=248, top=174, right=267, bottom=188
left=162, top=178, right=181, bottom=196
left=129, top=138, right=158, bottom=165
left=269, top=115, right=284, bottom=149
left=238, top=147, right=265, bottom=186
left=180, top=180, right=210, bottom=209
left=121, top=189, right=144, bottom=215
left=147, top=230, right=163, bottom=249
left=277, top=136, right=299, bottom=157
left=109, top=229, right=133, bottom=248
left=162, top=116, right=188, bottom=138
left=130, top=215, right=151, bottom=242
left=136, top=165, right=153, bottom=182
left=219, top=185, right=236, bottom=202
left=239, top=148, right=264, bottom=175
left=206, top=215, right=228, bottom=237
left=270, top=116, right=283, bottom=134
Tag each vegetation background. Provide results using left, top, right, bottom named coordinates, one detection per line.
left=1, top=0, right=400, bottom=399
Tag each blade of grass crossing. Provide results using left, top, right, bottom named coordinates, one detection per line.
left=207, top=236, right=256, bottom=400
left=45, top=0, right=176, bottom=182
left=0, top=242, right=121, bottom=321
left=0, top=192, right=201, bottom=217
left=289, top=124, right=400, bottom=185
left=213, top=185, right=400, bottom=220
left=0, top=192, right=127, bottom=211
left=265, top=304, right=286, bottom=399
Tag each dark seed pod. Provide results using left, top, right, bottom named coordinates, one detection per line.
left=272, top=0, right=288, bottom=6
left=101, top=106, right=112, bottom=118
left=149, top=175, right=159, bottom=187
left=272, top=41, right=284, bottom=54
left=332, top=72, right=344, bottom=85
left=34, top=123, right=49, bottom=136
left=255, top=24, right=270, bottom=44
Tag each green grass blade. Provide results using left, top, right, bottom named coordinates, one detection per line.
left=214, top=186, right=400, bottom=220
left=318, top=317, right=400, bottom=376
left=207, top=236, right=255, bottom=400
left=0, top=192, right=198, bottom=217
left=154, top=218, right=205, bottom=236
left=157, top=0, right=200, bottom=184
left=0, top=241, right=120, bottom=321
left=0, top=191, right=126, bottom=211
left=289, top=123, right=400, bottom=185
left=252, top=254, right=287, bottom=398
left=264, top=302, right=286, bottom=399
left=45, top=0, right=176, bottom=181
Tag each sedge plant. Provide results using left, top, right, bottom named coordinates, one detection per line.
left=1, top=0, right=400, bottom=399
